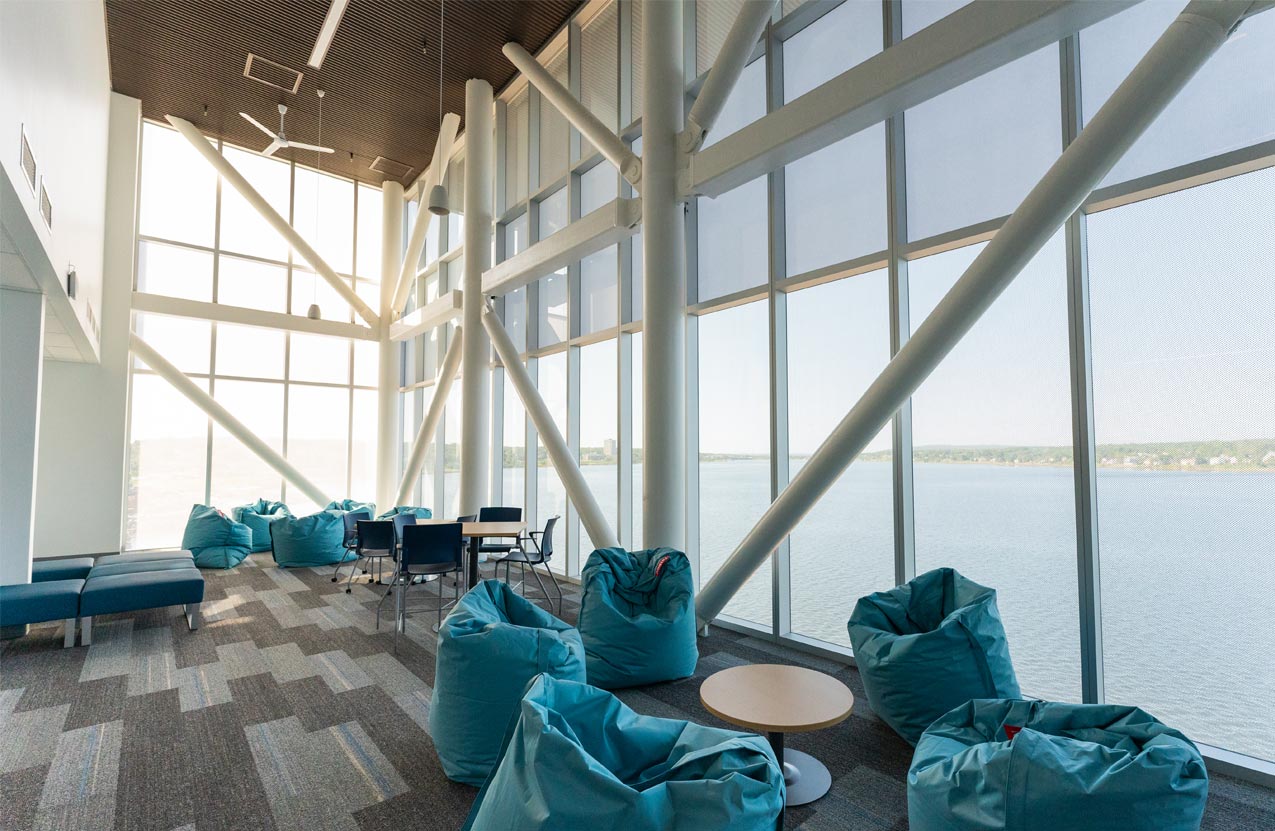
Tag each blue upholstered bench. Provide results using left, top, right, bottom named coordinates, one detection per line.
left=33, top=557, right=96, bottom=581
left=0, top=558, right=98, bottom=647
left=79, top=554, right=204, bottom=645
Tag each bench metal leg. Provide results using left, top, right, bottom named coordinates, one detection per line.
left=80, top=616, right=92, bottom=646
left=185, top=602, right=202, bottom=630
left=63, top=618, right=76, bottom=648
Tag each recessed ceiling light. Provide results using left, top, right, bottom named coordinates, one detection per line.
left=308, top=0, right=350, bottom=69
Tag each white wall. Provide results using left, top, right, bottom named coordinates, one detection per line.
left=34, top=94, right=140, bottom=559
left=0, top=0, right=111, bottom=358
left=0, top=288, right=45, bottom=582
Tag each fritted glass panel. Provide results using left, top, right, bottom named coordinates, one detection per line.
left=580, top=1, right=619, bottom=160
left=539, top=45, right=571, bottom=186
left=505, top=88, right=530, bottom=209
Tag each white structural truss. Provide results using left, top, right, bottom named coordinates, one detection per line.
left=694, top=0, right=1258, bottom=626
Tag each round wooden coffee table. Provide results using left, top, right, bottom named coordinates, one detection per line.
left=700, top=663, right=854, bottom=806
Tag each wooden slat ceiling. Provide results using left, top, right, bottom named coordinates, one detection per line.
left=104, top=0, right=582, bottom=186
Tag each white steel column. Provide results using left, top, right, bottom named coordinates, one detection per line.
left=395, top=329, right=464, bottom=506
left=376, top=181, right=404, bottom=511
left=695, top=0, right=1253, bottom=626
left=0, top=289, right=45, bottom=586
left=641, top=0, right=687, bottom=551
left=483, top=304, right=619, bottom=550
left=460, top=79, right=494, bottom=517
left=130, top=333, right=333, bottom=507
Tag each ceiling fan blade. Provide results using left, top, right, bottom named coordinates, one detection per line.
left=262, top=139, right=283, bottom=157
left=288, top=142, right=335, bottom=154
left=240, top=112, right=276, bottom=138
left=428, top=112, right=461, bottom=188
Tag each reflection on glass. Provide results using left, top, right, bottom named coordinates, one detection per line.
left=1089, top=170, right=1275, bottom=762
left=909, top=233, right=1078, bottom=702
left=538, top=273, right=569, bottom=347
left=698, top=301, right=771, bottom=626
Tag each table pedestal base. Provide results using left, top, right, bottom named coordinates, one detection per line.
left=768, top=732, right=832, bottom=806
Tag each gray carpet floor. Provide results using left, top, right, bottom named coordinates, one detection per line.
left=2, top=552, right=1273, bottom=830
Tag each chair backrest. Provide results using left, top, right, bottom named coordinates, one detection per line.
left=401, top=522, right=464, bottom=570
left=539, top=515, right=560, bottom=561
left=391, top=513, right=416, bottom=543
left=355, top=520, right=395, bottom=553
left=342, top=510, right=371, bottom=546
left=456, top=514, right=476, bottom=523
left=478, top=506, right=522, bottom=523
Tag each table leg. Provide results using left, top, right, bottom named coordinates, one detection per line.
left=768, top=731, right=832, bottom=807
left=467, top=535, right=480, bottom=591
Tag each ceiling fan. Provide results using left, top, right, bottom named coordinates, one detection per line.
left=239, top=103, right=334, bottom=157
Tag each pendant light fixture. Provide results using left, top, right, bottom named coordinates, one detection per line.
left=307, top=89, right=325, bottom=321
left=427, top=0, right=450, bottom=216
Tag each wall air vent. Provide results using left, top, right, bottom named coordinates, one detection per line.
left=39, top=181, right=52, bottom=230
left=19, top=126, right=37, bottom=193
left=243, top=53, right=303, bottom=94
left=370, top=156, right=414, bottom=181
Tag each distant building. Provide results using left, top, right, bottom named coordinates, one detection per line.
left=603, top=438, right=616, bottom=458
left=1263, top=451, right=1275, bottom=465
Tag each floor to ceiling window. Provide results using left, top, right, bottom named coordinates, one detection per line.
left=125, top=120, right=381, bottom=547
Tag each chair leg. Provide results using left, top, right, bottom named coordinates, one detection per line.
left=63, top=618, right=76, bottom=649
left=544, top=565, right=564, bottom=616
left=344, top=554, right=364, bottom=594
left=376, top=567, right=400, bottom=631
left=80, top=616, right=92, bottom=646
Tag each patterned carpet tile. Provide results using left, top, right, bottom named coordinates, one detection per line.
left=1, top=553, right=1272, bottom=830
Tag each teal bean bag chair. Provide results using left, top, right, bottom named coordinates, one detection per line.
left=181, top=504, right=252, bottom=569
left=909, top=699, right=1208, bottom=831
left=376, top=505, right=433, bottom=520
left=231, top=499, right=292, bottom=552
left=326, top=499, right=375, bottom=515
left=847, top=568, right=1020, bottom=745
left=431, top=580, right=586, bottom=785
left=578, top=547, right=698, bottom=688
left=463, top=675, right=785, bottom=831
left=269, top=510, right=357, bottom=568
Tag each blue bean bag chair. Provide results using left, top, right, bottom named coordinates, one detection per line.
left=464, top=675, right=785, bottom=831
left=231, top=499, right=292, bottom=552
left=578, top=547, right=698, bottom=688
left=326, top=499, right=376, bottom=515
left=269, top=510, right=356, bottom=568
left=909, top=699, right=1208, bottom=831
left=847, top=568, right=1020, bottom=745
left=431, top=580, right=586, bottom=785
left=181, top=504, right=252, bottom=569
left=376, top=505, right=433, bottom=520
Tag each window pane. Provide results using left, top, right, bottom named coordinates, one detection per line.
left=909, top=233, right=1079, bottom=701
left=1089, top=170, right=1275, bottom=762
left=787, top=271, right=894, bottom=648
left=503, top=286, right=527, bottom=354
left=446, top=156, right=466, bottom=245
left=217, top=256, right=287, bottom=312
left=537, top=351, right=569, bottom=572
left=286, top=384, right=350, bottom=515
left=1081, top=3, right=1275, bottom=187
left=698, top=301, right=771, bottom=626
left=503, top=366, right=526, bottom=510
left=631, top=332, right=644, bottom=550
left=506, top=89, right=530, bottom=208
left=137, top=240, right=213, bottom=301
left=538, top=188, right=569, bottom=239
left=289, top=332, right=350, bottom=384
left=215, top=323, right=285, bottom=380
left=580, top=163, right=618, bottom=215
left=504, top=213, right=530, bottom=259
left=294, top=166, right=355, bottom=275
left=356, top=183, right=384, bottom=280
left=538, top=273, right=568, bottom=347
left=783, top=0, right=886, bottom=276
left=539, top=46, right=571, bottom=186
left=696, top=0, right=749, bottom=76
left=903, top=1, right=1059, bottom=241
left=133, top=313, right=210, bottom=375
left=350, top=389, right=377, bottom=505
left=443, top=381, right=462, bottom=518
left=630, top=136, right=643, bottom=322
left=127, top=374, right=208, bottom=550
left=209, top=379, right=284, bottom=510
left=703, top=57, right=765, bottom=149
left=139, top=122, right=216, bottom=247
left=580, top=1, right=619, bottom=160
left=580, top=245, right=619, bottom=334
left=219, top=145, right=291, bottom=262
left=579, top=339, right=619, bottom=570
left=290, top=270, right=352, bottom=322
left=353, top=339, right=378, bottom=387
